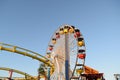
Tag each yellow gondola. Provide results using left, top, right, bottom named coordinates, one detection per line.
left=76, top=68, right=83, bottom=74
left=52, top=38, right=56, bottom=44
left=77, top=38, right=84, bottom=46
left=78, top=41, right=84, bottom=47
left=46, top=52, right=51, bottom=58
left=59, top=28, right=64, bottom=34
left=69, top=27, right=74, bottom=33
left=64, top=26, right=69, bottom=33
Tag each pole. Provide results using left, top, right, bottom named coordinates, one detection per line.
left=9, top=69, right=13, bottom=79
left=47, top=67, right=50, bottom=80
left=65, top=34, right=69, bottom=80
left=25, top=73, right=27, bottom=80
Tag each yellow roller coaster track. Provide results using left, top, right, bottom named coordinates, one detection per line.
left=0, top=67, right=35, bottom=79
left=0, top=42, right=54, bottom=71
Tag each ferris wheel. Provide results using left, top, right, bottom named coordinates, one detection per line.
left=46, top=25, right=86, bottom=80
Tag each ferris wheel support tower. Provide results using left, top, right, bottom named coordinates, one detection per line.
left=65, top=33, right=69, bottom=80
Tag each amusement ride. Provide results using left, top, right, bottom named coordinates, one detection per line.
left=0, top=25, right=104, bottom=80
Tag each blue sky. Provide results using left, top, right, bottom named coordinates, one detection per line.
left=0, top=0, right=120, bottom=80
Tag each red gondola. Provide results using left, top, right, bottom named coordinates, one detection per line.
left=77, top=53, right=86, bottom=59
left=56, top=32, right=60, bottom=39
left=49, top=45, right=53, bottom=51
left=74, top=29, right=81, bottom=38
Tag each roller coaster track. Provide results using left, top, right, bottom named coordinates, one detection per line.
left=0, top=67, right=35, bottom=79
left=0, top=42, right=54, bottom=69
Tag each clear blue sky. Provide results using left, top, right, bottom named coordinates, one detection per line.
left=0, top=0, right=120, bottom=80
